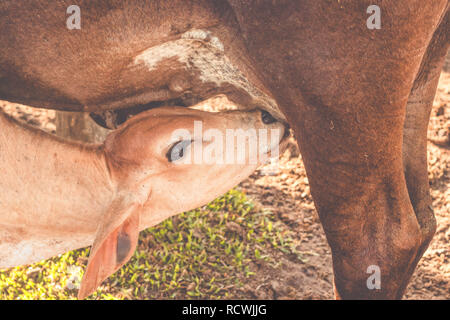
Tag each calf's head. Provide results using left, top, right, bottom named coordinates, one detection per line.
left=78, top=107, right=287, bottom=299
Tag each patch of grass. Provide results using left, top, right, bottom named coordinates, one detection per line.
left=0, top=189, right=304, bottom=300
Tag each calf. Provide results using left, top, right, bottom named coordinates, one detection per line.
left=0, top=107, right=287, bottom=299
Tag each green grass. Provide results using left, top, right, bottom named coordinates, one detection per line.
left=0, top=189, right=304, bottom=300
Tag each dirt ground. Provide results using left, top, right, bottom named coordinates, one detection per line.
left=0, top=69, right=448, bottom=300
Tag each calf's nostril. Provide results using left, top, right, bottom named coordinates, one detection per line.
left=261, top=110, right=277, bottom=125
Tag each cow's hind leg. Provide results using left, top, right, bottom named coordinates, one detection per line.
left=273, top=3, right=448, bottom=299
left=401, top=11, right=449, bottom=293
left=231, top=0, right=448, bottom=299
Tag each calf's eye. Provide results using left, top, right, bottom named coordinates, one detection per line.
left=167, top=140, right=192, bottom=162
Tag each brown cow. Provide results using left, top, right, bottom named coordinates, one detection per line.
left=0, top=1, right=448, bottom=299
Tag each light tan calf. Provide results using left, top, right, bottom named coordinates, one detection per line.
left=0, top=107, right=286, bottom=299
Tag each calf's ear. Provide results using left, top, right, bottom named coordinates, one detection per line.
left=77, top=199, right=142, bottom=300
